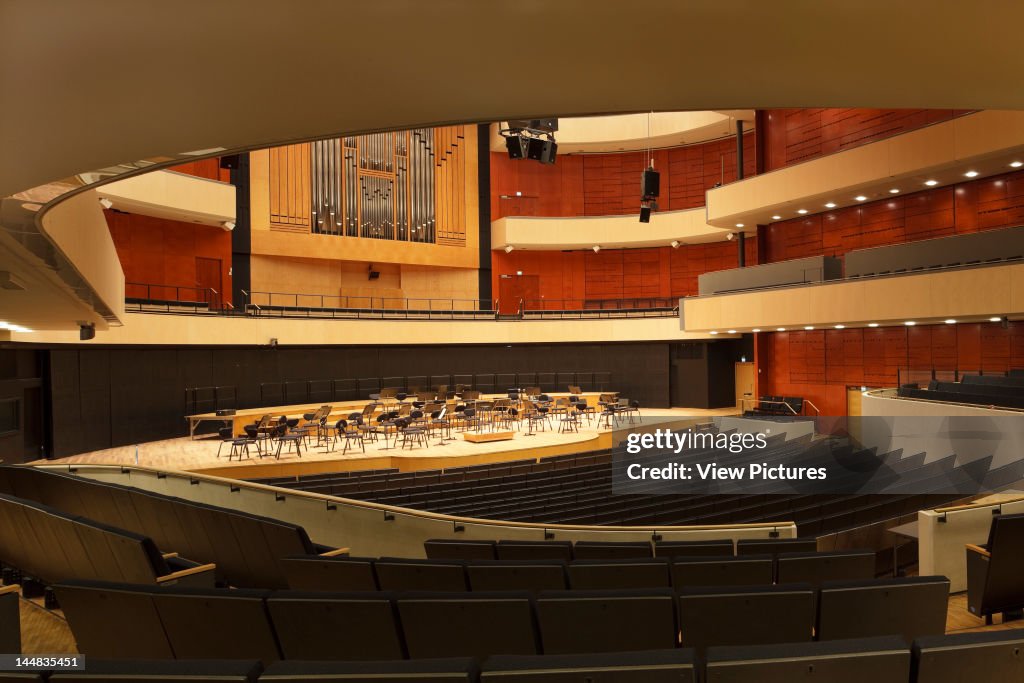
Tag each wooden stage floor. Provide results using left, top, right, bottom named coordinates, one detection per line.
left=48, top=407, right=739, bottom=479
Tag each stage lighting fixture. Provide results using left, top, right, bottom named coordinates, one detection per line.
left=79, top=323, right=95, bottom=341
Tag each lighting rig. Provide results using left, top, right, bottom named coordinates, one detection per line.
left=500, top=118, right=559, bottom=164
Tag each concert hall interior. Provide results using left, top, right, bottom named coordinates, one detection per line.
left=2, top=1, right=1024, bottom=681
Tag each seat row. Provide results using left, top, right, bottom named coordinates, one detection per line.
left=0, top=466, right=340, bottom=588
left=422, top=537, right=819, bottom=561
left=56, top=576, right=950, bottom=665
left=7, top=630, right=1021, bottom=682
left=281, top=549, right=876, bottom=593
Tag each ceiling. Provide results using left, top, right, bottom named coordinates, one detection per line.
left=5, top=0, right=1024, bottom=198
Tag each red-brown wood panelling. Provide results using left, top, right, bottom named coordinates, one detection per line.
left=168, top=158, right=231, bottom=182
left=757, top=323, right=1024, bottom=415
left=105, top=210, right=233, bottom=306
left=764, top=170, right=1024, bottom=263
left=761, top=109, right=971, bottom=171
left=490, top=132, right=755, bottom=220
left=491, top=239, right=758, bottom=303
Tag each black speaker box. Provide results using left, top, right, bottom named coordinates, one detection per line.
left=642, top=168, right=660, bottom=198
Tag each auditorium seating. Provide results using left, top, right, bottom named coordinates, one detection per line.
left=817, top=576, right=950, bottom=642
left=705, top=636, right=910, bottom=682
left=259, top=659, right=478, bottom=682
left=912, top=630, right=1024, bottom=682
left=775, top=549, right=876, bottom=585
left=678, top=584, right=815, bottom=653
left=47, top=659, right=263, bottom=682
left=535, top=588, right=678, bottom=654
left=898, top=374, right=1024, bottom=409
left=670, top=555, right=775, bottom=588
left=0, top=466, right=340, bottom=588
left=466, top=560, right=568, bottom=592
left=0, top=492, right=214, bottom=586
left=481, top=650, right=695, bottom=682
left=397, top=591, right=539, bottom=658
left=966, top=511, right=1024, bottom=624
left=0, top=584, right=19, bottom=656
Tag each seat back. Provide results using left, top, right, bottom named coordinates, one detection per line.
left=466, top=560, right=568, bottom=592
left=567, top=558, right=671, bottom=590
left=572, top=541, right=651, bottom=560
left=654, top=539, right=734, bottom=558
left=496, top=541, right=574, bottom=562
left=54, top=580, right=174, bottom=659
left=267, top=591, right=405, bottom=661
left=47, top=659, right=262, bottom=682
left=705, top=636, right=909, bottom=682
left=736, top=537, right=817, bottom=556
left=424, top=539, right=497, bottom=560
left=913, top=630, right=1024, bottom=683
left=259, top=659, right=477, bottom=682
left=776, top=550, right=875, bottom=586
left=397, top=591, right=538, bottom=659
left=978, top=512, right=1024, bottom=615
left=536, top=589, right=677, bottom=654
left=0, top=587, right=21, bottom=657
left=281, top=556, right=378, bottom=591
left=678, top=584, right=815, bottom=654
left=817, top=576, right=950, bottom=642
left=374, top=558, right=468, bottom=592
left=671, top=555, right=774, bottom=589
left=482, top=650, right=696, bottom=682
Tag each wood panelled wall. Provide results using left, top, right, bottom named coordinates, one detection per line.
left=764, top=169, right=1024, bottom=263
left=758, top=323, right=1024, bottom=416
left=269, top=143, right=313, bottom=231
left=105, top=210, right=233, bottom=306
left=761, top=109, right=970, bottom=171
left=491, top=239, right=758, bottom=303
left=490, top=133, right=755, bottom=220
left=167, top=158, right=231, bottom=182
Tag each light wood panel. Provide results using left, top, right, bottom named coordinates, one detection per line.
left=268, top=142, right=312, bottom=231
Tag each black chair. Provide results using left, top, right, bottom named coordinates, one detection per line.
left=424, top=539, right=497, bottom=561
left=374, top=558, right=468, bottom=592
left=967, top=511, right=1024, bottom=624
left=705, top=636, right=909, bottom=682
left=567, top=558, right=671, bottom=590
left=735, top=537, right=817, bottom=556
left=655, top=539, right=734, bottom=558
left=259, top=659, right=478, bottom=682
left=466, top=560, right=568, bottom=592
left=497, top=540, right=574, bottom=562
left=482, top=649, right=696, bottom=682
left=280, top=555, right=377, bottom=591
left=678, top=584, right=815, bottom=654
left=536, top=588, right=677, bottom=654
left=572, top=541, right=651, bottom=560
left=47, top=659, right=262, bottom=682
left=267, top=591, right=405, bottom=661
left=817, top=576, right=950, bottom=642
left=397, top=591, right=538, bottom=659
left=776, top=549, right=876, bottom=586
left=0, top=585, right=20, bottom=659
left=671, top=555, right=774, bottom=589
left=912, top=630, right=1024, bottom=682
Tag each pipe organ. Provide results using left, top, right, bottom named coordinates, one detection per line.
left=271, top=126, right=468, bottom=246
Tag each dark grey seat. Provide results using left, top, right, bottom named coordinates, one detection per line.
left=678, top=584, right=815, bottom=654
left=776, top=549, right=875, bottom=586
left=654, top=539, right=735, bottom=558
left=705, top=636, right=909, bottom=682
left=259, top=658, right=477, bottom=682
left=567, top=558, right=671, bottom=590
left=280, top=555, right=378, bottom=591
left=267, top=591, right=405, bottom=661
left=735, top=537, right=817, bottom=556
left=913, top=630, right=1024, bottom=683
left=374, top=558, right=468, bottom=592
left=967, top=511, right=1024, bottom=624
left=482, top=649, right=696, bottom=682
left=47, top=659, right=262, bottom=682
left=424, top=539, right=497, bottom=560
left=817, top=576, right=950, bottom=642
left=536, top=588, right=677, bottom=654
left=53, top=580, right=174, bottom=659
left=0, top=585, right=19, bottom=658
left=571, top=541, right=651, bottom=560
left=671, top=555, right=774, bottom=589
left=466, top=560, right=568, bottom=592
left=496, top=540, right=574, bottom=561
left=396, top=591, right=538, bottom=659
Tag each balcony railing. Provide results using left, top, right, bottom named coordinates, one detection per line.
left=125, top=283, right=225, bottom=313
left=520, top=297, right=678, bottom=319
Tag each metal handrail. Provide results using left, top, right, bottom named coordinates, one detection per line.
left=125, top=282, right=222, bottom=313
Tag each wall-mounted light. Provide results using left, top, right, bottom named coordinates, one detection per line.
left=592, top=245, right=601, bottom=253
left=726, top=233, right=735, bottom=241
left=98, top=197, right=113, bottom=210
left=670, top=240, right=680, bottom=249
left=504, top=245, right=514, bottom=253
left=221, top=221, right=235, bottom=231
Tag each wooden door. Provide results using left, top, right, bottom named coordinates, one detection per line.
left=734, top=362, right=755, bottom=409
left=497, top=275, right=539, bottom=315
left=195, top=257, right=223, bottom=309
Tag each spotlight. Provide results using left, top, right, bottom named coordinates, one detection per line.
left=98, top=197, right=113, bottom=210
left=735, top=223, right=745, bottom=228
left=504, top=245, right=514, bottom=253
left=964, top=170, right=978, bottom=178
left=670, top=240, right=680, bottom=249
left=771, top=215, right=781, bottom=220
left=924, top=179, right=938, bottom=186
left=79, top=322, right=96, bottom=341
left=868, top=323, right=879, bottom=327
left=1011, top=161, right=1023, bottom=168
left=505, top=135, right=527, bottom=160
left=726, top=232, right=735, bottom=241
left=221, top=221, right=235, bottom=231
left=592, top=245, right=601, bottom=253
left=889, top=188, right=900, bottom=194
left=855, top=195, right=867, bottom=201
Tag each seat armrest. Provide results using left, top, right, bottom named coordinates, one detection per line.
left=319, top=547, right=351, bottom=558
left=0, top=584, right=19, bottom=597
left=162, top=552, right=179, bottom=560
left=157, top=563, right=217, bottom=586
left=966, top=543, right=991, bottom=558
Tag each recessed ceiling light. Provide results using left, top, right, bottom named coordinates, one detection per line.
left=709, top=331, right=718, bottom=335
left=752, top=328, right=761, bottom=333
left=735, top=223, right=744, bottom=228
left=905, top=321, right=916, bottom=326
left=727, top=329, right=737, bottom=334
left=889, top=188, right=900, bottom=194
left=945, top=319, right=957, bottom=324
left=777, top=327, right=786, bottom=332
left=1011, top=161, right=1023, bottom=168
left=855, top=195, right=868, bottom=201
left=797, top=209, right=808, bottom=214
left=924, top=179, right=938, bottom=186
left=868, top=323, right=879, bottom=327
left=804, top=326, right=814, bottom=330
left=834, top=324, right=845, bottom=329
left=771, top=215, right=782, bottom=220
left=990, top=317, right=1002, bottom=322
left=825, top=202, right=836, bottom=208
left=964, top=170, right=979, bottom=178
